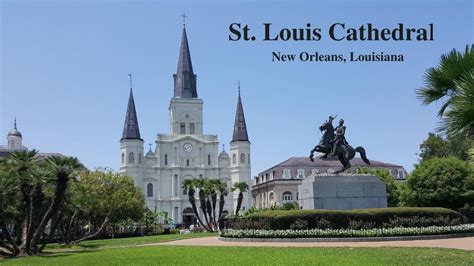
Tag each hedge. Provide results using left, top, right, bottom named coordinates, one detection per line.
left=222, top=207, right=467, bottom=230
left=220, top=224, right=474, bottom=238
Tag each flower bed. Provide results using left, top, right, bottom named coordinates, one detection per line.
left=220, top=224, right=474, bottom=238
left=223, top=207, right=467, bottom=231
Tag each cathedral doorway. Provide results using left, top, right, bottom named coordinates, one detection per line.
left=182, top=207, right=196, bottom=228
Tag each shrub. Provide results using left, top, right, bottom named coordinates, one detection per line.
left=220, top=224, right=474, bottom=238
left=223, top=207, right=467, bottom=230
left=458, top=205, right=474, bottom=223
left=401, top=157, right=474, bottom=209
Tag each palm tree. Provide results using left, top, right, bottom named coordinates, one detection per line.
left=417, top=45, right=473, bottom=116
left=30, top=156, right=81, bottom=251
left=3, top=150, right=38, bottom=253
left=216, top=180, right=228, bottom=220
left=438, top=72, right=474, bottom=138
left=194, top=178, right=211, bottom=229
left=231, top=181, right=249, bottom=216
left=182, top=179, right=207, bottom=230
left=417, top=45, right=474, bottom=138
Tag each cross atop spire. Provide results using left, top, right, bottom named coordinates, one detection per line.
left=231, top=84, right=249, bottom=142
left=173, top=26, right=198, bottom=98
left=14, top=117, right=17, bottom=129
left=181, top=12, right=188, bottom=27
left=128, top=73, right=133, bottom=89
left=121, top=76, right=142, bottom=141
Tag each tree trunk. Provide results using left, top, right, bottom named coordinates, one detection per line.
left=199, top=191, right=210, bottom=230
left=211, top=193, right=217, bottom=226
left=30, top=176, right=69, bottom=250
left=71, top=215, right=109, bottom=244
left=235, top=192, right=243, bottom=216
left=19, top=183, right=32, bottom=253
left=188, top=190, right=209, bottom=231
left=218, top=194, right=225, bottom=221
left=39, top=210, right=62, bottom=252
left=0, top=222, right=19, bottom=256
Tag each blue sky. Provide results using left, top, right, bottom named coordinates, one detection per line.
left=1, top=1, right=472, bottom=175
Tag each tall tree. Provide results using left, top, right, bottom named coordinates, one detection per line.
left=216, top=180, right=228, bottom=220
left=30, top=156, right=82, bottom=251
left=182, top=179, right=208, bottom=230
left=417, top=45, right=474, bottom=138
left=419, top=133, right=471, bottom=162
left=232, top=182, right=249, bottom=216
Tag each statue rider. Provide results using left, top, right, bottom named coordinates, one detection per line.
left=329, top=119, right=348, bottom=156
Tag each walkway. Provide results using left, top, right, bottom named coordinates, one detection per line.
left=151, top=236, right=474, bottom=251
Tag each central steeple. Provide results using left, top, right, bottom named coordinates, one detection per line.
left=173, top=27, right=198, bottom=98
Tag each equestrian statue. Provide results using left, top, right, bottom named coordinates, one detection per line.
left=309, top=115, right=370, bottom=174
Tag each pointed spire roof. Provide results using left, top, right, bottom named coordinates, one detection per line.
left=121, top=88, right=142, bottom=140
left=232, top=84, right=249, bottom=142
left=173, top=27, right=198, bottom=98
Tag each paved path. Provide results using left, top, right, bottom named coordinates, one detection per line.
left=151, top=236, right=474, bottom=251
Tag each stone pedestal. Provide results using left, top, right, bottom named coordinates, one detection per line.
left=298, top=175, right=387, bottom=210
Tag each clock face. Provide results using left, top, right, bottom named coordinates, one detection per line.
left=183, top=143, right=193, bottom=153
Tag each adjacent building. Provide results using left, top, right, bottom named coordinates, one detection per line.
left=0, top=118, right=68, bottom=160
left=119, top=26, right=252, bottom=225
left=252, top=157, right=407, bottom=209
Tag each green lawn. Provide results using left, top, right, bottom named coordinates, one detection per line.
left=44, top=232, right=217, bottom=251
left=2, top=245, right=473, bottom=265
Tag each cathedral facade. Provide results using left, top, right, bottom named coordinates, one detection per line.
left=119, top=27, right=252, bottom=225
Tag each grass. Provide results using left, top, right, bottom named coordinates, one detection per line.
left=2, top=245, right=473, bottom=265
left=43, top=232, right=217, bottom=251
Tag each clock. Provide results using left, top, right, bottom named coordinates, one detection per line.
left=183, top=143, right=193, bottom=153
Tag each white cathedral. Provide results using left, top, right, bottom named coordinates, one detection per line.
left=119, top=27, right=252, bottom=225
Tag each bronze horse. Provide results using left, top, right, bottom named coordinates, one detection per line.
left=309, top=119, right=370, bottom=174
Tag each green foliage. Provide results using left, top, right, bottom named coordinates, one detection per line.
left=70, top=170, right=145, bottom=225
left=401, top=157, right=474, bottom=209
left=357, top=167, right=400, bottom=207
left=416, top=44, right=474, bottom=138
left=418, top=133, right=472, bottom=162
left=226, top=207, right=466, bottom=231
left=281, top=201, right=299, bottom=210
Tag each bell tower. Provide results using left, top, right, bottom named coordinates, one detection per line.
left=230, top=84, right=251, bottom=211
left=120, top=75, right=144, bottom=187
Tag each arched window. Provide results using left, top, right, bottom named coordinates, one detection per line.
left=208, top=154, right=211, bottom=166
left=282, top=191, right=293, bottom=203
left=240, top=153, right=245, bottom=164
left=232, top=154, right=236, bottom=164
left=129, top=152, right=135, bottom=164
left=121, top=153, right=125, bottom=164
left=138, top=153, right=142, bottom=164
left=147, top=183, right=153, bottom=197
left=164, top=154, right=168, bottom=165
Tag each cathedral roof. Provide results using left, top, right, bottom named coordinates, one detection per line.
left=121, top=88, right=142, bottom=140
left=7, top=118, right=22, bottom=138
left=173, top=27, right=198, bottom=98
left=231, top=89, right=249, bottom=142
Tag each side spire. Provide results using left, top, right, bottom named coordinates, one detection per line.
left=232, top=83, right=249, bottom=142
left=121, top=74, right=142, bottom=140
left=173, top=26, right=197, bottom=98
